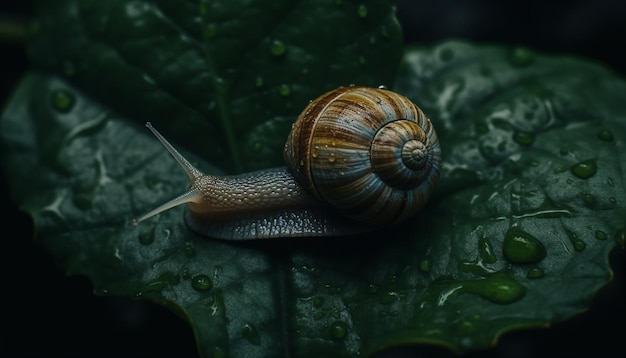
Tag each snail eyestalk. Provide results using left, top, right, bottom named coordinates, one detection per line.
left=132, top=122, right=205, bottom=226
left=132, top=188, right=203, bottom=225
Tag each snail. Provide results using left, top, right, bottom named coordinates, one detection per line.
left=133, top=86, right=441, bottom=240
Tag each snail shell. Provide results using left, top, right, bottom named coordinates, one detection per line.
left=133, top=86, right=441, bottom=239
left=284, top=86, right=440, bottom=226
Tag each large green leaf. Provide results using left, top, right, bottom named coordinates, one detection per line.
left=1, top=2, right=625, bottom=358
left=26, top=0, right=403, bottom=173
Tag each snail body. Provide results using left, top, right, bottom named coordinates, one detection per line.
left=133, top=86, right=441, bottom=240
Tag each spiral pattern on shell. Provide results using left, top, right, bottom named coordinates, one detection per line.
left=284, top=86, right=441, bottom=226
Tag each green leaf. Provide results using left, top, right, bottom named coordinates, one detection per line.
left=1, top=3, right=625, bottom=358
left=26, top=0, right=403, bottom=172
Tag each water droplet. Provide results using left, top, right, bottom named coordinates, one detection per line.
left=439, top=48, right=454, bottom=62
left=324, top=284, right=342, bottom=294
left=137, top=272, right=180, bottom=297
left=570, top=160, right=597, bottom=179
left=270, top=40, right=286, bottom=56
left=314, top=311, right=325, bottom=320
left=512, top=130, right=534, bottom=146
left=419, top=257, right=432, bottom=272
left=566, top=230, right=586, bottom=252
left=367, top=284, right=378, bottom=293
left=502, top=227, right=547, bottom=264
left=357, top=4, right=368, bottom=17
left=138, top=227, right=156, bottom=245
left=579, top=192, right=596, bottom=207
left=279, top=84, right=291, bottom=96
left=595, top=230, right=607, bottom=240
left=597, top=129, right=613, bottom=141
left=255, top=76, right=263, bottom=87
left=191, top=274, right=213, bottom=292
left=465, top=272, right=526, bottom=304
left=328, top=153, right=336, bottom=163
left=379, top=291, right=400, bottom=304
left=204, top=23, right=218, bottom=38
left=329, top=321, right=348, bottom=340
left=51, top=89, right=75, bottom=112
left=526, top=267, right=545, bottom=279
left=509, top=47, right=534, bottom=66
left=242, top=323, right=261, bottom=345
left=183, top=241, right=196, bottom=257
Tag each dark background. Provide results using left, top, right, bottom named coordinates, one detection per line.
left=1, top=1, right=624, bottom=357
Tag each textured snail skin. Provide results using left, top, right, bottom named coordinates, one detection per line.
left=134, top=86, right=441, bottom=240
left=184, top=167, right=367, bottom=239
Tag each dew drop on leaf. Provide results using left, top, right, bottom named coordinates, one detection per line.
left=51, top=89, right=75, bottom=112
left=512, top=130, right=534, bottom=146
left=191, top=274, right=213, bottom=291
left=579, top=192, right=596, bottom=207
left=502, top=227, right=547, bottom=264
left=597, top=129, right=613, bottom=141
left=419, top=257, right=432, bottom=272
left=509, top=47, right=534, bottom=66
left=270, top=40, right=286, bottom=56
left=594, top=230, right=607, bottom=240
left=329, top=321, right=348, bottom=340
left=526, top=267, right=545, bottom=279
left=324, top=284, right=342, bottom=294
left=183, top=241, right=196, bottom=257
left=279, top=84, right=291, bottom=96
left=242, top=323, right=261, bottom=345
left=357, top=4, right=368, bottom=17
left=464, top=272, right=526, bottom=304
left=566, top=230, right=586, bottom=252
left=379, top=291, right=400, bottom=304
left=570, top=159, right=597, bottom=179
left=204, top=23, right=218, bottom=39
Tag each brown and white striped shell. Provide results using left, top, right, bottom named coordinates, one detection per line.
left=284, top=86, right=441, bottom=226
